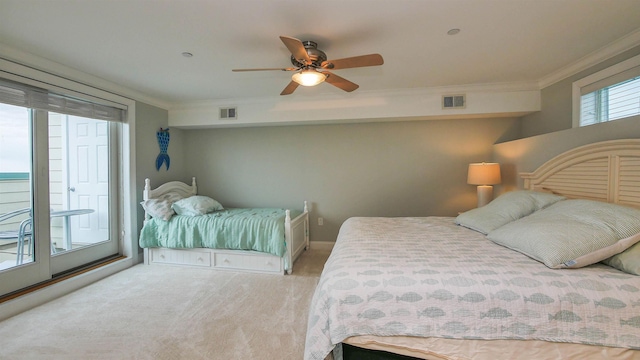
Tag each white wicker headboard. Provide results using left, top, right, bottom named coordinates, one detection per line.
left=520, top=139, right=640, bottom=208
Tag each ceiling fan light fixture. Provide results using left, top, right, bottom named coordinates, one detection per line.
left=292, top=69, right=326, bottom=86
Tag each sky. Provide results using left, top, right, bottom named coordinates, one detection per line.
left=0, top=103, right=30, bottom=173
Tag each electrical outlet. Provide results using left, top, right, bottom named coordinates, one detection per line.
left=318, top=217, right=324, bottom=226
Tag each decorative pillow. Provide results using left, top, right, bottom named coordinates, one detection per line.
left=602, top=241, right=640, bottom=275
left=171, top=195, right=223, bottom=216
left=487, top=199, right=640, bottom=269
left=455, top=190, right=565, bottom=234
left=140, top=192, right=183, bottom=221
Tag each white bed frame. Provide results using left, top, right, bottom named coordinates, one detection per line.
left=141, top=177, right=309, bottom=275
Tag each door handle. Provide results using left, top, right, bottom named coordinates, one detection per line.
left=68, top=187, right=76, bottom=192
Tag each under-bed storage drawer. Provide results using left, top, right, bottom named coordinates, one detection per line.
left=214, top=252, right=282, bottom=273
left=149, top=248, right=212, bottom=267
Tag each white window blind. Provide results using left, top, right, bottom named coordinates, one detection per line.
left=0, top=78, right=125, bottom=122
left=580, top=76, right=640, bottom=126
left=578, top=65, right=640, bottom=127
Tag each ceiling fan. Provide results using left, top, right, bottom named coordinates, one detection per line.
left=232, top=36, right=384, bottom=95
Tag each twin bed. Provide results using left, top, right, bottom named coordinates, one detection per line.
left=305, top=139, right=640, bottom=360
left=139, top=177, right=309, bottom=274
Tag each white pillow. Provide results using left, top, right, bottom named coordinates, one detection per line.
left=487, top=199, right=640, bottom=269
left=455, top=190, right=565, bottom=234
left=171, top=195, right=223, bottom=216
left=140, top=192, right=183, bottom=221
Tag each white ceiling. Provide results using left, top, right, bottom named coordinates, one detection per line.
left=1, top=0, right=640, bottom=108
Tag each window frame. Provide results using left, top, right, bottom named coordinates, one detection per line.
left=572, top=54, right=640, bottom=127
left=0, top=57, right=138, bottom=297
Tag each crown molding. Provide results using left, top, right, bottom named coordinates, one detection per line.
left=538, top=28, right=640, bottom=89
left=0, top=42, right=171, bottom=110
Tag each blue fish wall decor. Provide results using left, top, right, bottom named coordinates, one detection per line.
left=156, top=128, right=170, bottom=171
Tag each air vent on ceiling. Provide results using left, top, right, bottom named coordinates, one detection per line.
left=442, top=94, right=465, bottom=109
left=219, top=107, right=237, bottom=120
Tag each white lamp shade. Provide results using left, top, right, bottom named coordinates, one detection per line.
left=292, top=70, right=327, bottom=86
left=467, top=163, right=501, bottom=185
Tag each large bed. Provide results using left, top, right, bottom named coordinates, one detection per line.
left=305, top=139, right=640, bottom=360
left=139, top=177, right=309, bottom=274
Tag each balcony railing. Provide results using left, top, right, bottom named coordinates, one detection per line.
left=0, top=175, right=31, bottom=269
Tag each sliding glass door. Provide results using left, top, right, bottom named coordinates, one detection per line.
left=0, top=84, right=122, bottom=295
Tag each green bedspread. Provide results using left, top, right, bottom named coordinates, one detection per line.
left=139, top=208, right=301, bottom=257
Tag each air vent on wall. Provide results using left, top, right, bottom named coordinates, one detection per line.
left=442, top=94, right=465, bottom=109
left=219, top=107, right=237, bottom=120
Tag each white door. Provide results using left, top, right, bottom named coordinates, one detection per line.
left=66, top=115, right=110, bottom=244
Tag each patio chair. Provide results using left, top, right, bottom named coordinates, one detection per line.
left=0, top=208, right=32, bottom=265
left=0, top=207, right=90, bottom=265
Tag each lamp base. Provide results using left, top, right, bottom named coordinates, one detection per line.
left=477, top=185, right=494, bottom=207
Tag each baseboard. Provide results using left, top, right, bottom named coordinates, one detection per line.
left=309, top=241, right=335, bottom=251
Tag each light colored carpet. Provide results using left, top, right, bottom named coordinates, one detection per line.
left=0, top=248, right=331, bottom=359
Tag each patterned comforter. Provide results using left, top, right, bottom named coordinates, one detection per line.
left=304, top=217, right=640, bottom=360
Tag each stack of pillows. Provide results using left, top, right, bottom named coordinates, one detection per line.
left=455, top=190, right=640, bottom=275
left=140, top=193, right=224, bottom=221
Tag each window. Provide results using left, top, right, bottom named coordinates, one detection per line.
left=573, top=54, right=640, bottom=127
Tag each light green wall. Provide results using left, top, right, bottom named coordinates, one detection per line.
left=520, top=45, right=640, bottom=137
left=134, top=102, right=187, bottom=232
left=183, top=118, right=520, bottom=242
left=133, top=103, right=520, bottom=243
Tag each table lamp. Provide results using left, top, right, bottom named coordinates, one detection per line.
left=467, top=162, right=501, bottom=207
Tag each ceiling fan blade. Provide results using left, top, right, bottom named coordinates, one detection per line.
left=321, top=54, right=384, bottom=70
left=232, top=67, right=297, bottom=72
left=280, top=81, right=299, bottom=95
left=280, top=36, right=311, bottom=65
left=323, top=71, right=359, bottom=92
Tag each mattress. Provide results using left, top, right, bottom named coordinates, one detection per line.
left=305, top=217, right=640, bottom=360
left=139, top=208, right=301, bottom=257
